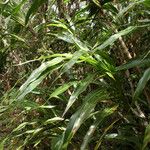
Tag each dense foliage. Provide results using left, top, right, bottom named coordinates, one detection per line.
left=0, top=0, right=150, bottom=149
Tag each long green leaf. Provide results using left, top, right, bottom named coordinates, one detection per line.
left=17, top=57, right=64, bottom=99
left=133, top=68, right=150, bottom=100
left=61, top=51, right=84, bottom=74
left=10, top=34, right=26, bottom=43
left=81, top=106, right=118, bottom=150
left=53, top=89, right=109, bottom=150
left=142, top=124, right=150, bottom=150
left=63, top=74, right=95, bottom=116
left=116, top=58, right=150, bottom=71
left=94, top=26, right=136, bottom=51
left=52, top=51, right=85, bottom=86
left=0, top=138, right=7, bottom=150
left=143, top=0, right=150, bottom=7
left=13, top=122, right=36, bottom=132
left=51, top=32, right=74, bottom=44
left=12, top=0, right=28, bottom=14
left=116, top=1, right=142, bottom=20
left=49, top=82, right=76, bottom=99
left=18, top=65, right=62, bottom=100
left=44, top=117, right=64, bottom=125
left=94, top=119, right=119, bottom=150
left=19, top=57, right=63, bottom=92
left=50, top=21, right=89, bottom=51
left=25, top=0, right=47, bottom=25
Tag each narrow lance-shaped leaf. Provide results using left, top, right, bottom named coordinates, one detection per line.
left=116, top=58, right=150, bottom=71
left=18, top=65, right=62, bottom=100
left=44, top=117, right=64, bottom=125
left=81, top=106, right=118, bottom=150
left=133, top=68, right=150, bottom=100
left=116, top=1, right=142, bottom=20
left=63, top=90, right=109, bottom=148
left=50, top=21, right=89, bottom=51
left=18, top=68, right=49, bottom=100
left=142, top=124, right=150, bottom=150
left=17, top=57, right=64, bottom=99
left=39, top=105, right=55, bottom=109
left=25, top=0, right=47, bottom=25
left=12, top=122, right=36, bottom=132
left=94, top=26, right=136, bottom=51
left=94, top=119, right=119, bottom=150
left=61, top=50, right=84, bottom=74
left=92, top=0, right=101, bottom=7
left=63, top=74, right=95, bottom=116
left=19, top=57, right=63, bottom=92
left=49, top=81, right=76, bottom=99
left=53, top=89, right=109, bottom=150
left=0, top=138, right=7, bottom=150
left=51, top=32, right=74, bottom=44
left=52, top=51, right=85, bottom=85
left=12, top=0, right=28, bottom=14
left=10, top=34, right=26, bottom=43
left=47, top=20, right=73, bottom=33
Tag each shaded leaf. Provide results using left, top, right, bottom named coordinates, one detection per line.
left=94, top=119, right=119, bottom=150
left=53, top=89, right=109, bottom=149
left=133, top=68, right=150, bottom=100
left=116, top=59, right=150, bottom=71
left=63, top=74, right=95, bottom=116
left=143, top=0, right=150, bottom=7
left=12, top=0, right=28, bottom=14
left=25, top=0, right=47, bottom=25
left=116, top=1, right=140, bottom=19
left=142, top=124, right=150, bottom=150
left=81, top=106, right=118, bottom=150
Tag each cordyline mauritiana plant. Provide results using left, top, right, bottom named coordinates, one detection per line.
left=0, top=0, right=150, bottom=149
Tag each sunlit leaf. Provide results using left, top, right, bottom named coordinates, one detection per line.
left=49, top=81, right=76, bottom=99
left=39, top=105, right=55, bottom=109
left=0, top=138, right=7, bottom=150
left=13, top=122, right=36, bottom=132
left=51, top=32, right=74, bottom=43
left=44, top=117, right=64, bottom=125
left=10, top=34, right=26, bottom=43
left=47, top=20, right=72, bottom=33
left=17, top=57, right=64, bottom=99
left=94, top=26, right=136, bottom=51
left=61, top=51, right=84, bottom=74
